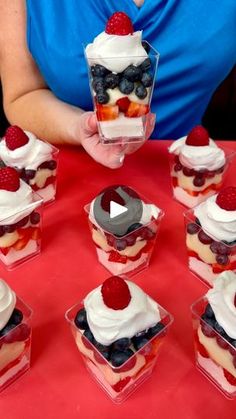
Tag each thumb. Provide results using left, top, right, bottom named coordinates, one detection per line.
left=80, top=112, right=98, bottom=136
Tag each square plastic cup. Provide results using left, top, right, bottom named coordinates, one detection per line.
left=65, top=299, right=173, bottom=403
left=184, top=207, right=236, bottom=287
left=84, top=196, right=164, bottom=277
left=169, top=147, right=235, bottom=208
left=0, top=192, right=43, bottom=270
left=0, top=296, right=33, bottom=393
left=191, top=296, right=236, bottom=399
left=85, top=42, right=159, bottom=145
left=21, top=144, right=59, bottom=204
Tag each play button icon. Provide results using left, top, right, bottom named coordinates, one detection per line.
left=93, top=185, right=143, bottom=236
left=110, top=201, right=128, bottom=219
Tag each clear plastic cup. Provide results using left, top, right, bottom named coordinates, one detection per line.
left=0, top=296, right=33, bottom=393
left=0, top=192, right=43, bottom=270
left=191, top=296, right=236, bottom=399
left=169, top=147, right=235, bottom=208
left=85, top=43, right=159, bottom=145
left=65, top=297, right=173, bottom=403
left=184, top=207, right=236, bottom=287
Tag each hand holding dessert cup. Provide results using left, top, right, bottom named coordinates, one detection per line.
left=65, top=275, right=173, bottom=403
left=191, top=271, right=236, bottom=399
left=0, top=167, right=43, bottom=270
left=85, top=185, right=164, bottom=277
left=168, top=125, right=235, bottom=208
left=85, top=11, right=159, bottom=145
left=184, top=186, right=236, bottom=287
left=0, top=125, right=59, bottom=204
left=0, top=279, right=32, bottom=393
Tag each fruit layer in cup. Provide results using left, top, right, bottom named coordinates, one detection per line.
left=185, top=219, right=236, bottom=287
left=192, top=300, right=236, bottom=398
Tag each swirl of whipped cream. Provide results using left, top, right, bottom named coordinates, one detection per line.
left=0, top=279, right=16, bottom=330
left=0, top=131, right=52, bottom=170
left=0, top=180, right=39, bottom=225
left=168, top=137, right=225, bottom=171
left=206, top=271, right=236, bottom=339
left=194, top=195, right=236, bottom=242
left=85, top=31, right=148, bottom=73
left=84, top=280, right=160, bottom=345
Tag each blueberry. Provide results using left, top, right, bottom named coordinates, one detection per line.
left=91, top=65, right=109, bottom=78
left=174, top=163, right=182, bottom=171
left=83, top=329, right=94, bottom=344
left=198, top=230, right=213, bottom=245
left=74, top=308, right=88, bottom=330
left=30, top=212, right=40, bottom=225
left=15, top=216, right=29, bottom=229
left=110, top=349, right=134, bottom=367
left=135, top=84, right=148, bottom=99
left=141, top=72, right=153, bottom=87
left=24, top=169, right=36, bottom=180
left=201, top=322, right=215, bottom=338
left=119, top=78, right=134, bottom=94
left=216, top=254, right=229, bottom=265
left=104, top=73, right=119, bottom=89
left=3, top=225, right=15, bottom=234
left=195, top=218, right=201, bottom=226
left=126, top=223, right=143, bottom=234
left=115, top=239, right=127, bottom=251
left=132, top=335, right=149, bottom=350
left=125, top=235, right=136, bottom=246
left=96, top=90, right=110, bottom=104
left=9, top=308, right=23, bottom=326
left=112, top=338, right=131, bottom=351
left=147, top=322, right=165, bottom=338
left=0, top=226, right=5, bottom=237
left=140, top=58, right=151, bottom=72
left=0, top=323, right=15, bottom=337
left=92, top=77, right=105, bottom=93
left=214, top=321, right=225, bottom=335
left=183, top=167, right=195, bottom=177
left=123, top=65, right=142, bottom=82
left=142, top=41, right=151, bottom=53
left=47, top=160, right=57, bottom=170
left=193, top=176, right=205, bottom=187
left=204, top=304, right=215, bottom=319
left=95, top=341, right=110, bottom=355
left=187, top=223, right=200, bottom=235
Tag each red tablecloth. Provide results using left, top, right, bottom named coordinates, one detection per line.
left=1, top=141, right=236, bottom=419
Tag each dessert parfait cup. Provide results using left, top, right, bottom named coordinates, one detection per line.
left=191, top=296, right=236, bottom=399
left=0, top=193, right=43, bottom=270
left=85, top=43, right=159, bottom=145
left=169, top=147, right=235, bottom=208
left=84, top=193, right=164, bottom=277
left=0, top=296, right=33, bottom=393
left=65, top=297, right=173, bottom=403
left=184, top=208, right=236, bottom=287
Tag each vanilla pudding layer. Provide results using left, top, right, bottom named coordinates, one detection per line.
left=97, top=248, right=148, bottom=275
left=171, top=170, right=223, bottom=192
left=173, top=187, right=216, bottom=208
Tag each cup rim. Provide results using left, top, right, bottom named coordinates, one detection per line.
left=0, top=294, right=33, bottom=343
left=83, top=40, right=160, bottom=60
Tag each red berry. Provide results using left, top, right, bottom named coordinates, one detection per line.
left=101, top=276, right=131, bottom=310
left=5, top=125, right=29, bottom=150
left=216, top=187, right=236, bottom=211
left=105, top=11, right=134, bottom=36
left=185, top=125, right=210, bottom=146
left=0, top=167, right=20, bottom=192
left=101, top=187, right=125, bottom=213
left=223, top=368, right=236, bottom=386
left=116, top=97, right=131, bottom=112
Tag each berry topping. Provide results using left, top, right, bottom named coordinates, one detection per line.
left=101, top=276, right=131, bottom=310
left=185, top=125, right=210, bottom=146
left=5, top=125, right=29, bottom=150
left=101, top=188, right=125, bottom=212
left=0, top=167, right=20, bottom=192
left=216, top=187, right=236, bottom=211
left=105, top=12, right=134, bottom=36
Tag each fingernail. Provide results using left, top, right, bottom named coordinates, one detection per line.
left=119, top=154, right=125, bottom=164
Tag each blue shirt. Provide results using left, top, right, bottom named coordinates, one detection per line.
left=26, top=0, right=236, bottom=139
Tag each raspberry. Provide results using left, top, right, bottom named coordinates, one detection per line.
left=116, top=97, right=131, bottom=113
left=216, top=187, right=236, bottom=211
left=5, top=125, right=29, bottom=150
left=105, top=12, right=134, bottom=36
left=185, top=125, right=209, bottom=146
left=101, top=276, right=131, bottom=310
left=0, top=167, right=20, bottom=191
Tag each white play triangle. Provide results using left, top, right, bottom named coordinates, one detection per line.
left=110, top=201, right=128, bottom=219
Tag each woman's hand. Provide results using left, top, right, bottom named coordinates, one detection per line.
left=79, top=112, right=156, bottom=169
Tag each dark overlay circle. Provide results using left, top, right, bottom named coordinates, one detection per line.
left=93, top=185, right=143, bottom=236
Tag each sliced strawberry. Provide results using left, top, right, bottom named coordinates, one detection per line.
left=108, top=251, right=127, bottom=264
left=223, top=369, right=236, bottom=386
left=0, top=247, right=10, bottom=256
left=105, top=12, right=133, bottom=36
left=125, top=102, right=149, bottom=118
left=116, top=97, right=131, bottom=112
left=112, top=376, right=131, bottom=393
left=96, top=104, right=119, bottom=121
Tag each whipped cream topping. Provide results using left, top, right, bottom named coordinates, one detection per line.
left=194, top=195, right=236, bottom=242
left=169, top=137, right=225, bottom=171
left=0, top=279, right=16, bottom=331
left=0, top=180, right=39, bottom=225
left=206, top=271, right=236, bottom=339
left=0, top=131, right=52, bottom=170
left=84, top=279, right=160, bottom=345
left=85, top=31, right=148, bottom=73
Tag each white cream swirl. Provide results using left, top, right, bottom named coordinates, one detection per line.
left=0, top=279, right=16, bottom=331
left=0, top=131, right=52, bottom=170
left=84, top=280, right=160, bottom=345
left=0, top=180, right=39, bottom=225
left=206, top=271, right=236, bottom=339
left=168, top=136, right=225, bottom=171
left=85, top=31, right=148, bottom=73
left=194, top=195, right=236, bottom=242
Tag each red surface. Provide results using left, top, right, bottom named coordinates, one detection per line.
left=1, top=140, right=236, bottom=419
